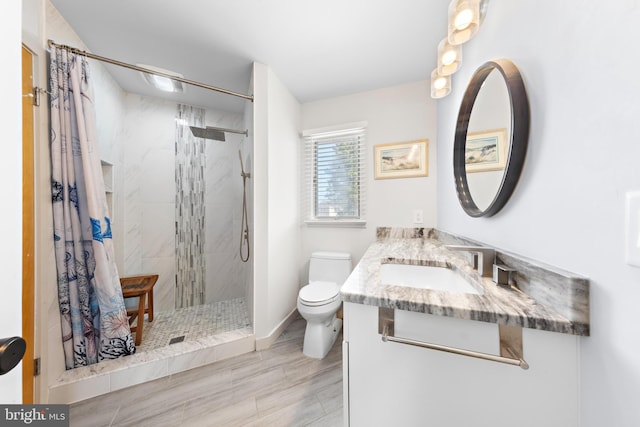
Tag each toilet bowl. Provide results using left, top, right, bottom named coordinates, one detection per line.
left=297, top=252, right=352, bottom=359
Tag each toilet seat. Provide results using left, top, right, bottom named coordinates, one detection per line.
left=298, top=281, right=340, bottom=307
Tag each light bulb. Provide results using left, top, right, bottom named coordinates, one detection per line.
left=454, top=9, right=474, bottom=30
left=430, top=69, right=451, bottom=99
left=434, top=77, right=447, bottom=90
left=437, top=38, right=462, bottom=76
left=441, top=50, right=457, bottom=66
left=447, top=0, right=487, bottom=45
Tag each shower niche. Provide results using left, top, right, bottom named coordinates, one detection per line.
left=101, top=160, right=113, bottom=217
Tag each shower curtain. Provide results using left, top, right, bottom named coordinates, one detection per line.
left=49, top=46, right=135, bottom=369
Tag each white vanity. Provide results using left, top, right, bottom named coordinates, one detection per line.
left=341, top=227, right=589, bottom=427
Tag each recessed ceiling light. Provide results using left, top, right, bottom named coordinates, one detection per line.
left=137, top=64, right=185, bottom=93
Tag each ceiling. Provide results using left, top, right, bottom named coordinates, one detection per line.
left=49, top=0, right=449, bottom=114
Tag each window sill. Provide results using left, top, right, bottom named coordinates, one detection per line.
left=304, top=219, right=367, bottom=229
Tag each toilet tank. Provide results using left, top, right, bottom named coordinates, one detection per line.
left=309, top=251, right=352, bottom=285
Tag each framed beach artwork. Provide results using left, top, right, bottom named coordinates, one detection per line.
left=374, top=139, right=428, bottom=179
left=465, top=128, right=507, bottom=173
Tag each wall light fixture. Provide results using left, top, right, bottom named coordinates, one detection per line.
left=430, top=0, right=489, bottom=99
left=447, top=0, right=489, bottom=45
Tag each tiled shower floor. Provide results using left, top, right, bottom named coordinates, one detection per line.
left=51, top=297, right=255, bottom=403
left=136, top=297, right=252, bottom=352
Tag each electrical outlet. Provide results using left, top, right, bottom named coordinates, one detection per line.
left=413, top=209, right=424, bottom=224
left=626, top=191, right=640, bottom=267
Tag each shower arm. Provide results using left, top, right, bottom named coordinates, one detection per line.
left=208, top=126, right=248, bottom=137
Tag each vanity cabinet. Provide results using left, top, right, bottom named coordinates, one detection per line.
left=342, top=302, right=580, bottom=427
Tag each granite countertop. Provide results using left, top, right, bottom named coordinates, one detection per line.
left=340, top=228, right=590, bottom=336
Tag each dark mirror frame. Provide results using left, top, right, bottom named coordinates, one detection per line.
left=453, top=58, right=530, bottom=217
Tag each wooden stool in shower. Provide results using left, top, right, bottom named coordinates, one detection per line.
left=120, top=274, right=159, bottom=346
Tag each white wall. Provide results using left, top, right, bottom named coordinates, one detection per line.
left=436, top=2, right=640, bottom=425
left=266, top=67, right=302, bottom=331
left=242, top=76, right=255, bottom=324
left=252, top=63, right=268, bottom=337
left=301, top=81, right=437, bottom=273
left=0, top=0, right=23, bottom=403
left=252, top=63, right=302, bottom=339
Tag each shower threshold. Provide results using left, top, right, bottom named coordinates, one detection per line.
left=49, top=299, right=254, bottom=404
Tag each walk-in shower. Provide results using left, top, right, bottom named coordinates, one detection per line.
left=119, top=104, right=255, bottom=355
left=47, top=41, right=255, bottom=355
left=44, top=37, right=255, bottom=402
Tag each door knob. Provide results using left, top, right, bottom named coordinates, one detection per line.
left=0, top=336, right=26, bottom=375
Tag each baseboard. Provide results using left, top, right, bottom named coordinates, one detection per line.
left=255, top=307, right=298, bottom=351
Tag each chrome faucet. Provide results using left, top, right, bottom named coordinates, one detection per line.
left=445, top=245, right=496, bottom=278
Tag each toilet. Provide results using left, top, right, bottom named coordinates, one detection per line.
left=297, top=251, right=352, bottom=359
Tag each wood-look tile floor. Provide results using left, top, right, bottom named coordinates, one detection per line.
left=69, top=314, right=343, bottom=427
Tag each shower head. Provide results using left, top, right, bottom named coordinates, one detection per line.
left=189, top=126, right=226, bottom=142
left=189, top=125, right=249, bottom=142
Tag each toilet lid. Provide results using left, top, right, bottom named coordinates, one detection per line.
left=299, top=281, right=340, bottom=305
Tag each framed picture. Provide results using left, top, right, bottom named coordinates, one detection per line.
left=465, top=128, right=507, bottom=173
left=374, top=139, right=429, bottom=179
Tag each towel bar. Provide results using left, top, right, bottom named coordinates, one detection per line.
left=378, top=307, right=529, bottom=370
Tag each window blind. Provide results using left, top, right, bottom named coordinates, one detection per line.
left=302, top=124, right=367, bottom=224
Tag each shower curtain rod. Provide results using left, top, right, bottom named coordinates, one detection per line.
left=47, top=39, right=254, bottom=102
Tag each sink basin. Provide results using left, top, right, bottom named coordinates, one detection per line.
left=379, top=263, right=483, bottom=295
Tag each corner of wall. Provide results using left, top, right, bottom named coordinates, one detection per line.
left=251, top=63, right=303, bottom=340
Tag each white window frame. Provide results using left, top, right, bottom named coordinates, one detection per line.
left=302, top=122, right=367, bottom=228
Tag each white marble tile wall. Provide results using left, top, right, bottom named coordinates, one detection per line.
left=204, top=112, right=247, bottom=303
left=121, top=94, right=250, bottom=311
left=122, top=94, right=177, bottom=312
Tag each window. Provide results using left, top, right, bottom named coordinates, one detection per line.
left=302, top=123, right=367, bottom=226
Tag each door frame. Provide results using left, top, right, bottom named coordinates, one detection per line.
left=22, top=43, right=36, bottom=404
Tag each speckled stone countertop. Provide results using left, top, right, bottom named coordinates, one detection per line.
left=341, top=228, right=590, bottom=336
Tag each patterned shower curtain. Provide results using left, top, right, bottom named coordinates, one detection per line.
left=49, top=46, right=135, bottom=369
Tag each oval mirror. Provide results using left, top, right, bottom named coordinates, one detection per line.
left=453, top=59, right=530, bottom=217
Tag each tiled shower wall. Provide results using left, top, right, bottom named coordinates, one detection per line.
left=205, top=111, right=247, bottom=304
left=122, top=94, right=247, bottom=312
left=175, top=105, right=206, bottom=308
